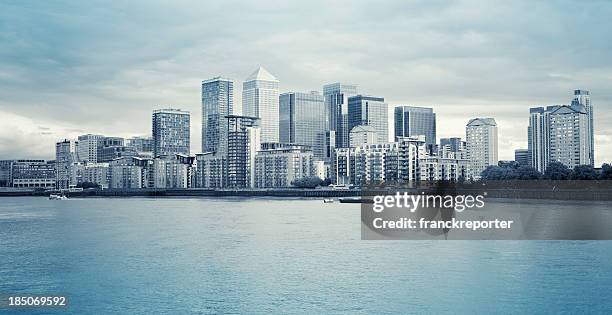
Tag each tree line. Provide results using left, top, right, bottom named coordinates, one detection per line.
left=480, top=162, right=612, bottom=180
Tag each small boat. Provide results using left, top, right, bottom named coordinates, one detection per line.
left=323, top=199, right=335, bottom=203
left=49, top=194, right=68, bottom=200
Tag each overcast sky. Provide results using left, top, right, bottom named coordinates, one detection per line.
left=1, top=0, right=611, bottom=164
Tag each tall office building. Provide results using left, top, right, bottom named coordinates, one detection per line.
left=152, top=109, right=190, bottom=157
left=55, top=139, right=80, bottom=189
left=514, top=149, right=529, bottom=166
left=279, top=91, right=327, bottom=160
left=394, top=106, right=437, bottom=145
left=571, top=89, right=594, bottom=166
left=323, top=83, right=358, bottom=148
left=466, top=118, right=498, bottom=179
left=347, top=95, right=388, bottom=144
left=242, top=67, right=279, bottom=143
left=226, top=115, right=261, bottom=188
left=202, top=77, right=233, bottom=155
left=528, top=105, right=588, bottom=172
left=77, top=134, right=103, bottom=163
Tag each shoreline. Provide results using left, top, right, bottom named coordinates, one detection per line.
left=1, top=185, right=612, bottom=201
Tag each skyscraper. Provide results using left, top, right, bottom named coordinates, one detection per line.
left=323, top=83, right=358, bottom=148
left=242, top=67, right=279, bottom=143
left=466, top=118, right=498, bottom=179
left=394, top=106, right=437, bottom=145
left=202, top=77, right=233, bottom=155
left=528, top=105, right=589, bottom=172
left=347, top=95, right=388, bottom=144
left=279, top=91, right=327, bottom=160
left=572, top=89, right=594, bottom=166
left=152, top=109, right=190, bottom=157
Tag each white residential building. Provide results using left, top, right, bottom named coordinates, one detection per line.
left=466, top=118, right=498, bottom=179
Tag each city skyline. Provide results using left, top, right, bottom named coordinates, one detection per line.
left=1, top=1, right=611, bottom=164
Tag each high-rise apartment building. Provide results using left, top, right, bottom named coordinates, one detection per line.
left=571, top=89, right=594, bottom=166
left=279, top=91, right=327, bottom=160
left=394, top=106, right=437, bottom=145
left=323, top=83, right=358, bottom=148
left=77, top=134, right=103, bottom=163
left=226, top=115, right=261, bottom=188
left=466, top=118, right=498, bottom=179
left=528, top=104, right=589, bottom=172
left=152, top=108, right=190, bottom=157
left=242, top=67, right=279, bottom=143
left=202, top=77, right=233, bottom=155
left=347, top=95, right=388, bottom=144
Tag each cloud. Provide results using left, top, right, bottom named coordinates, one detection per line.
left=0, top=0, right=611, bottom=164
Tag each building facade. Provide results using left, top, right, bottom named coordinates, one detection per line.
left=466, top=118, right=498, bottom=179
left=77, top=134, right=103, bottom=163
left=323, top=83, right=358, bottom=149
left=55, top=139, right=80, bottom=189
left=514, top=149, right=529, bottom=166
left=349, top=125, right=378, bottom=147
left=227, top=115, right=261, bottom=188
left=394, top=106, right=436, bottom=145
left=347, top=95, right=388, bottom=145
left=254, top=145, right=315, bottom=188
left=152, top=108, right=190, bottom=157
left=279, top=91, right=327, bottom=160
left=529, top=105, right=589, bottom=172
left=9, top=160, right=56, bottom=188
left=127, top=136, right=154, bottom=155
left=202, top=77, right=233, bottom=155
left=242, top=67, right=279, bottom=143
left=333, top=136, right=427, bottom=186
left=571, top=89, right=594, bottom=166
left=83, top=163, right=110, bottom=189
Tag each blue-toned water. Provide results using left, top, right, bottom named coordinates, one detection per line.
left=1, top=197, right=611, bottom=314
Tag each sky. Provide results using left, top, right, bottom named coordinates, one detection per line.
left=1, top=0, right=611, bottom=164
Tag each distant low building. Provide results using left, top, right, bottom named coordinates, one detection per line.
left=83, top=163, right=110, bottom=189
left=514, top=149, right=529, bottom=166
left=8, top=160, right=56, bottom=189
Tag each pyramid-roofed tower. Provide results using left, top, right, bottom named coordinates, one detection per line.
left=245, top=66, right=278, bottom=82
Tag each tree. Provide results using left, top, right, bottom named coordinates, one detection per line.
left=321, top=178, right=332, bottom=186
left=515, top=166, right=542, bottom=180
left=543, top=162, right=570, bottom=180
left=600, top=163, right=612, bottom=180
left=570, top=165, right=598, bottom=180
left=480, top=165, right=517, bottom=180
left=291, top=176, right=324, bottom=188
